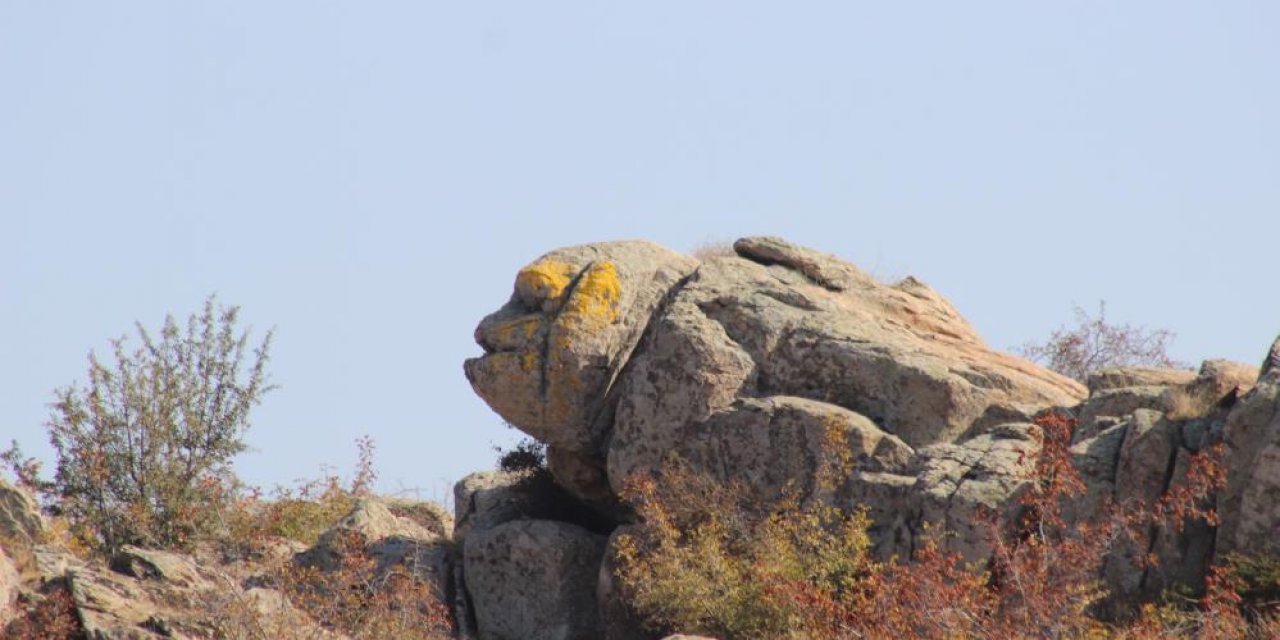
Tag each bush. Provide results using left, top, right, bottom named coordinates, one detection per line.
left=613, top=462, right=876, bottom=639
left=39, top=295, right=273, bottom=551
left=611, top=413, right=1264, bottom=639
left=493, top=436, right=547, bottom=474
left=1018, top=301, right=1183, bottom=382
left=225, top=437, right=379, bottom=551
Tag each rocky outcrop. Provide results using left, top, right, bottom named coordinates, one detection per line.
left=0, top=480, right=46, bottom=545
left=0, top=546, right=17, bottom=626
left=465, top=242, right=699, bottom=456
left=606, top=239, right=1084, bottom=493
left=465, top=237, right=1086, bottom=557
left=1217, top=339, right=1280, bottom=558
left=457, top=236, right=1280, bottom=637
left=464, top=519, right=608, bottom=640
left=296, top=498, right=454, bottom=607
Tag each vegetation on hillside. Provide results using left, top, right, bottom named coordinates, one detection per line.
left=1018, top=301, right=1184, bottom=382
left=613, top=413, right=1280, bottom=639
left=6, top=296, right=1280, bottom=639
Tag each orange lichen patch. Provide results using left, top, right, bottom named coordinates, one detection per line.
left=515, top=260, right=579, bottom=310
left=559, top=261, right=622, bottom=328
left=537, top=261, right=625, bottom=430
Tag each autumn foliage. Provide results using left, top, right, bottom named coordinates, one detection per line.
left=613, top=413, right=1278, bottom=639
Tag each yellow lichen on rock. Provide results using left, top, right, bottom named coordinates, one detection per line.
left=559, top=261, right=622, bottom=328
left=486, top=315, right=546, bottom=351
left=515, top=260, right=579, bottom=310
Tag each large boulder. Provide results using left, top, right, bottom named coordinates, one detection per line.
left=465, top=241, right=699, bottom=455
left=607, top=237, right=1083, bottom=493
left=658, top=395, right=914, bottom=506
left=464, top=519, right=608, bottom=640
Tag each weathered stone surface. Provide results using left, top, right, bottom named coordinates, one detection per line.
left=0, top=546, right=17, bottom=626
left=0, top=480, right=46, bottom=545
left=111, top=546, right=215, bottom=590
left=1077, top=386, right=1170, bottom=426
left=465, top=242, right=699, bottom=453
left=845, top=471, right=918, bottom=560
left=1066, top=421, right=1129, bottom=522
left=465, top=519, right=608, bottom=640
left=65, top=547, right=235, bottom=640
left=547, top=446, right=616, bottom=507
left=913, top=423, right=1042, bottom=561
left=664, top=396, right=913, bottom=507
left=605, top=240, right=1083, bottom=493
left=732, top=235, right=876, bottom=292
left=1087, top=367, right=1197, bottom=394
left=1217, top=344, right=1280, bottom=556
left=1114, top=410, right=1180, bottom=508
left=453, top=470, right=576, bottom=545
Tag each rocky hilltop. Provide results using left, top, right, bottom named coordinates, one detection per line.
left=460, top=236, right=1276, bottom=639
left=4, top=236, right=1278, bottom=639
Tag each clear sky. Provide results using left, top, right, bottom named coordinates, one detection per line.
left=3, top=2, right=1277, bottom=501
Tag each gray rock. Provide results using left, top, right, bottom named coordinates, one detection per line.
left=0, top=480, right=46, bottom=545
left=453, top=470, right=570, bottom=545
left=606, top=242, right=1083, bottom=493
left=664, top=396, right=914, bottom=507
left=65, top=547, right=234, bottom=639
left=1217, top=359, right=1280, bottom=556
left=1262, top=335, right=1280, bottom=378
left=913, top=424, right=1042, bottom=562
left=1114, top=410, right=1180, bottom=508
left=464, top=519, right=608, bottom=640
left=1087, top=367, right=1196, bottom=394
left=0, top=546, right=17, bottom=626
left=1077, top=386, right=1170, bottom=426
left=1066, top=421, right=1129, bottom=523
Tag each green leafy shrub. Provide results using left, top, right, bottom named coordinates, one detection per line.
left=40, top=295, right=274, bottom=551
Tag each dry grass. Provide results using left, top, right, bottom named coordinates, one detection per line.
left=689, top=240, right=737, bottom=260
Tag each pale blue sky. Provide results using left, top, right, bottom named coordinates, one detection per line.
left=3, top=2, right=1277, bottom=499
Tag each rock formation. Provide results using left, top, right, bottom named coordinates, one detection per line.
left=4, top=235, right=1278, bottom=640
left=461, top=236, right=1280, bottom=639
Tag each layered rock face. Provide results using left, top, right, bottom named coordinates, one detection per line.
left=461, top=236, right=1280, bottom=639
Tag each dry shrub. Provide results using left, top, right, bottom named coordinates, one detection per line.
left=613, top=413, right=1260, bottom=639
left=690, top=240, right=737, bottom=260
left=2, top=586, right=83, bottom=640
left=614, top=463, right=876, bottom=639
left=222, top=436, right=379, bottom=555
left=1018, top=301, right=1184, bottom=382
left=271, top=531, right=452, bottom=640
